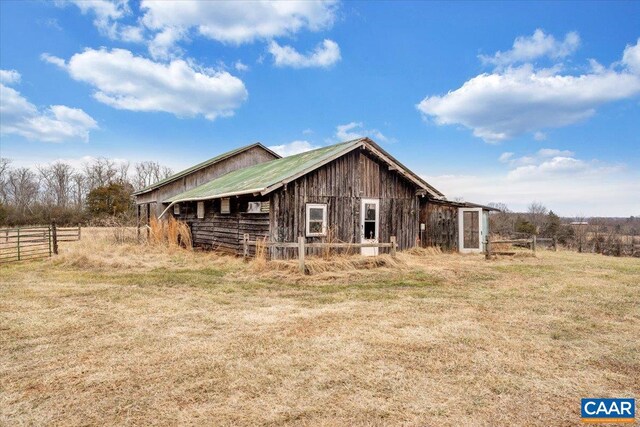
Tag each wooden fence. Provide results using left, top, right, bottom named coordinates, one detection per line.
left=242, top=234, right=397, bottom=273
left=0, top=223, right=81, bottom=264
left=485, top=236, right=557, bottom=259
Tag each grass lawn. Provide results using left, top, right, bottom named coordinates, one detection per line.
left=1, top=228, right=638, bottom=426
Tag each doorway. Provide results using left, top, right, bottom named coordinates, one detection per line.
left=361, top=198, right=379, bottom=256
left=458, top=207, right=483, bottom=253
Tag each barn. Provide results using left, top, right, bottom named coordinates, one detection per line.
left=134, top=138, right=495, bottom=258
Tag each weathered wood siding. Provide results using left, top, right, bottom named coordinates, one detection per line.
left=180, top=197, right=269, bottom=255
left=419, top=200, right=458, bottom=251
left=269, top=148, right=419, bottom=258
left=136, top=145, right=277, bottom=217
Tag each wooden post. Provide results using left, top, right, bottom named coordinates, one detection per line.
left=243, top=233, right=249, bottom=261
left=485, top=238, right=492, bottom=260
left=532, top=235, right=537, bottom=253
left=48, top=226, right=52, bottom=257
left=298, top=236, right=305, bottom=274
left=51, top=221, right=58, bottom=255
left=16, top=228, right=20, bottom=261
left=553, top=236, right=557, bottom=252
left=390, top=236, right=397, bottom=258
left=146, top=204, right=150, bottom=241
left=136, top=204, right=141, bottom=242
left=78, top=223, right=82, bottom=241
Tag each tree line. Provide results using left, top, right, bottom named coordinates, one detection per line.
left=0, top=157, right=173, bottom=226
left=488, top=201, right=640, bottom=256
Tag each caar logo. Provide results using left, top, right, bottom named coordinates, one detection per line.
left=581, top=398, right=635, bottom=423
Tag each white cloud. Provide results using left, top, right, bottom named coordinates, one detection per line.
left=119, top=25, right=145, bottom=42
left=422, top=152, right=638, bottom=216
left=335, top=122, right=388, bottom=142
left=537, top=148, right=574, bottom=158
left=0, top=69, right=21, bottom=84
left=60, top=0, right=139, bottom=42
left=480, top=29, right=580, bottom=68
left=140, top=0, right=337, bottom=45
left=269, top=39, right=340, bottom=68
left=40, top=53, right=66, bottom=68
left=234, top=61, right=249, bottom=72
left=268, top=140, right=319, bottom=157
left=533, top=131, right=546, bottom=141
left=417, top=39, right=640, bottom=143
left=61, top=1, right=339, bottom=60
left=147, top=26, right=186, bottom=60
left=498, top=152, right=514, bottom=163
left=0, top=70, right=97, bottom=142
left=45, top=48, right=248, bottom=120
left=500, top=148, right=576, bottom=168
left=622, top=38, right=640, bottom=74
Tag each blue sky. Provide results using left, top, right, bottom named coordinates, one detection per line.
left=1, top=1, right=639, bottom=216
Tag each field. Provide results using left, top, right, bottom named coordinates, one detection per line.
left=1, top=228, right=638, bottom=426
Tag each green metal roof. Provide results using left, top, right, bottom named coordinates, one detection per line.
left=164, top=137, right=445, bottom=205
left=165, top=139, right=364, bottom=202
left=132, top=142, right=279, bottom=195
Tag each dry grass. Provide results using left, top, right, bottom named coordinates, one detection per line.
left=149, top=217, right=193, bottom=248
left=1, top=228, right=638, bottom=426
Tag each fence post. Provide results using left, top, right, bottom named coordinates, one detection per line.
left=17, top=228, right=20, bottom=261
left=485, top=238, right=492, bottom=260
left=553, top=236, right=557, bottom=252
left=52, top=221, right=58, bottom=255
left=78, top=223, right=82, bottom=241
left=390, top=236, right=397, bottom=258
left=48, top=226, right=52, bottom=257
left=243, top=233, right=249, bottom=261
left=532, top=235, right=537, bottom=253
left=298, top=236, right=305, bottom=274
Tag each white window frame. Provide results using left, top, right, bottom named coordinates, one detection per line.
left=220, top=197, right=230, bottom=214
left=173, top=203, right=180, bottom=215
left=306, top=203, right=327, bottom=237
left=197, top=201, right=205, bottom=219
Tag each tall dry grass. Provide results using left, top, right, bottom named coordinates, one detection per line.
left=149, top=216, right=192, bottom=249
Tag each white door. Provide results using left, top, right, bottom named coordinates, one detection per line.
left=458, top=207, right=484, bottom=253
left=361, top=199, right=379, bottom=256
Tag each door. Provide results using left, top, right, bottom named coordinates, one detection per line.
left=361, top=199, right=379, bottom=256
left=458, top=207, right=483, bottom=253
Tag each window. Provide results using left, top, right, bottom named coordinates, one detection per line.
left=197, top=201, right=205, bottom=219
left=306, top=203, right=327, bottom=236
left=221, top=198, right=230, bottom=214
left=247, top=202, right=261, bottom=213
left=173, top=203, right=180, bottom=215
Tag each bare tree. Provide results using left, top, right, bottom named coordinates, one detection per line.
left=37, top=162, right=74, bottom=207
left=527, top=201, right=548, bottom=234
left=84, top=157, right=118, bottom=190
left=487, top=202, right=514, bottom=236
left=70, top=173, right=87, bottom=207
left=0, top=157, right=10, bottom=204
left=133, top=161, right=173, bottom=190
left=116, top=161, right=130, bottom=184
left=7, top=167, right=39, bottom=214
